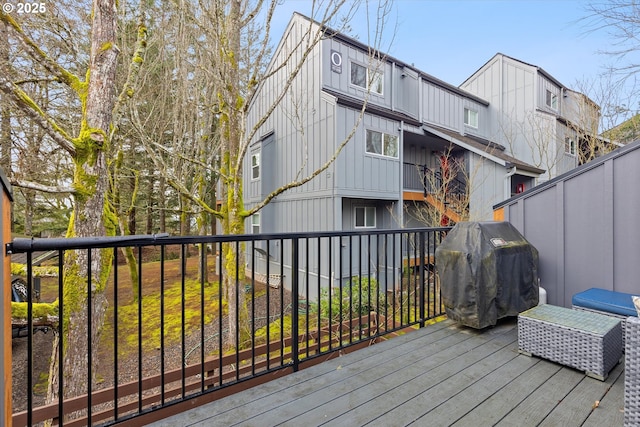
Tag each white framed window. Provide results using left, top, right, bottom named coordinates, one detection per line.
left=546, top=90, right=558, bottom=110
left=565, top=137, right=576, bottom=156
left=354, top=206, right=376, bottom=228
left=464, top=108, right=478, bottom=128
left=251, top=213, right=260, bottom=234
left=366, top=129, right=398, bottom=158
left=350, top=62, right=383, bottom=95
left=251, top=153, right=260, bottom=180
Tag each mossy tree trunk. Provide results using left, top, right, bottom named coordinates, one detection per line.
left=2, top=0, right=148, bottom=418
left=217, top=0, right=251, bottom=349
left=44, top=0, right=120, bottom=416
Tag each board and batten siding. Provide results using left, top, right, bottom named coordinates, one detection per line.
left=245, top=196, right=337, bottom=245
left=334, top=108, right=400, bottom=199
left=394, top=65, right=420, bottom=118
left=494, top=141, right=640, bottom=307
left=461, top=54, right=536, bottom=146
left=321, top=37, right=392, bottom=111
left=562, top=89, right=599, bottom=133
left=422, top=82, right=462, bottom=131
left=245, top=14, right=337, bottom=205
left=466, top=152, right=505, bottom=221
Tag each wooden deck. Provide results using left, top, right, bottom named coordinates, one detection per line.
left=147, top=318, right=625, bottom=426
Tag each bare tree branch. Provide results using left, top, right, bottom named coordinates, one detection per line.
left=1, top=11, right=85, bottom=90
left=11, top=178, right=74, bottom=194
left=0, top=78, right=76, bottom=155
left=584, top=1, right=640, bottom=79
left=111, top=11, right=148, bottom=141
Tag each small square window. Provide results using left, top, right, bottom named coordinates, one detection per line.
left=251, top=153, right=260, bottom=180
left=565, top=137, right=576, bottom=156
left=355, top=206, right=376, bottom=228
left=546, top=90, right=558, bottom=110
left=464, top=108, right=478, bottom=128
left=351, top=62, right=383, bottom=94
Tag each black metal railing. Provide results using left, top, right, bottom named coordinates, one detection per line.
left=7, top=227, right=449, bottom=426
left=403, top=162, right=466, bottom=196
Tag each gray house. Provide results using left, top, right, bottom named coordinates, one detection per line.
left=242, top=13, right=597, bottom=291
left=461, top=53, right=602, bottom=183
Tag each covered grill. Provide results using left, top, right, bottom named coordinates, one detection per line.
left=435, top=221, right=539, bottom=329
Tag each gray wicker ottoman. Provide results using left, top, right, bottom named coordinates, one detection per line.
left=518, top=304, right=623, bottom=381
left=625, top=316, right=640, bottom=426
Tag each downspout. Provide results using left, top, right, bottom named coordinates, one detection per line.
left=398, top=120, right=404, bottom=227
left=504, top=165, right=516, bottom=200
left=391, top=62, right=395, bottom=112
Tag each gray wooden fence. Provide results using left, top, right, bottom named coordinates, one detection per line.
left=494, top=140, right=640, bottom=307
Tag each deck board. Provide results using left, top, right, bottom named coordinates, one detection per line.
left=324, top=322, right=519, bottom=426
left=147, top=318, right=626, bottom=427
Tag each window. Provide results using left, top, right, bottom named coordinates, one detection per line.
left=464, top=108, right=478, bottom=128
left=251, top=213, right=260, bottom=234
left=565, top=137, right=576, bottom=156
left=251, top=153, right=260, bottom=179
left=366, top=129, right=398, bottom=158
left=546, top=90, right=558, bottom=110
left=355, top=206, right=376, bottom=228
left=351, top=62, right=383, bottom=94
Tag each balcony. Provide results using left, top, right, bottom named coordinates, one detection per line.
left=403, top=162, right=468, bottom=224
left=8, top=228, right=628, bottom=426
left=9, top=228, right=449, bottom=426
left=149, top=317, right=625, bottom=426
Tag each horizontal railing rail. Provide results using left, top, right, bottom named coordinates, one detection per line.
left=403, top=162, right=467, bottom=196
left=8, top=227, right=450, bottom=426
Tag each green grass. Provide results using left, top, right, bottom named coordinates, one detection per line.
left=106, top=279, right=222, bottom=355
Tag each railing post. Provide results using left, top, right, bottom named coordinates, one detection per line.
left=419, top=231, right=426, bottom=328
left=291, top=238, right=299, bottom=372
left=1, top=167, right=12, bottom=426
left=422, top=165, right=428, bottom=197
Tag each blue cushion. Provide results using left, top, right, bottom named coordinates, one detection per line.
left=572, top=287, right=638, bottom=317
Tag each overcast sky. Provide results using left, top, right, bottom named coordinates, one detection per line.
left=270, top=0, right=621, bottom=90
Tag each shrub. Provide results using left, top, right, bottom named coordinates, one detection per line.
left=319, top=276, right=386, bottom=322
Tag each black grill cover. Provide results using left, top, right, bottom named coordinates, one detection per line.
left=435, top=222, right=539, bottom=329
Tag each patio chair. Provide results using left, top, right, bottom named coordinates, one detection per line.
left=625, top=316, right=640, bottom=426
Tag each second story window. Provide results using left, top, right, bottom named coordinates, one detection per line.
left=351, top=62, right=383, bottom=94
left=464, top=108, right=478, bottom=128
left=565, top=137, right=576, bottom=156
left=366, top=129, right=398, bottom=158
left=546, top=90, right=558, bottom=110
left=251, top=153, right=260, bottom=179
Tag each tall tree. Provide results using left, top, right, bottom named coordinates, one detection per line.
left=1, top=0, right=147, bottom=415
left=132, top=0, right=393, bottom=347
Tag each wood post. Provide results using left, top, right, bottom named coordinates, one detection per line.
left=0, top=167, right=12, bottom=426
